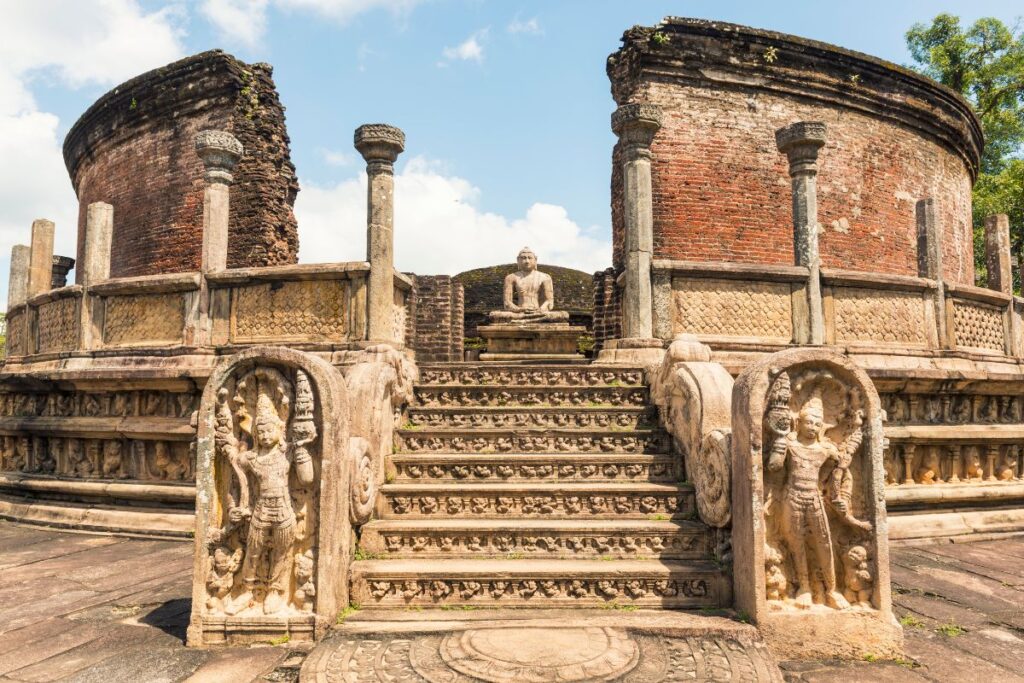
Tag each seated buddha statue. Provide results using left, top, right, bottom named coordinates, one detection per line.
left=489, top=247, right=570, bottom=324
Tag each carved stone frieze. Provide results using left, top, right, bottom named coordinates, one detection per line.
left=414, top=386, right=649, bottom=408
left=952, top=299, right=1005, bottom=352
left=397, top=431, right=668, bottom=455
left=385, top=490, right=692, bottom=518
left=103, top=292, right=185, bottom=346
left=5, top=309, right=27, bottom=356
left=391, top=456, right=674, bottom=482
left=880, top=392, right=1021, bottom=425
left=0, top=434, right=192, bottom=482
left=35, top=296, right=79, bottom=354
left=672, top=278, right=792, bottom=340
left=231, top=280, right=349, bottom=342
left=832, top=287, right=926, bottom=345
left=418, top=366, right=644, bottom=387
left=406, top=408, right=653, bottom=429
left=0, top=390, right=197, bottom=419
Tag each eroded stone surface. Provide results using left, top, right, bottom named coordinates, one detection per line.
left=306, top=628, right=782, bottom=682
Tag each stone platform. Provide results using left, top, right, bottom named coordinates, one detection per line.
left=478, top=323, right=586, bottom=362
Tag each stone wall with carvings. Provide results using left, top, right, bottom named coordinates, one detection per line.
left=830, top=287, right=928, bottom=346
left=671, top=277, right=792, bottom=341
left=230, top=279, right=350, bottom=343
left=103, top=292, right=186, bottom=346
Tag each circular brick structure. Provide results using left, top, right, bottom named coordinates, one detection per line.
left=63, top=51, right=299, bottom=279
left=607, top=18, right=983, bottom=285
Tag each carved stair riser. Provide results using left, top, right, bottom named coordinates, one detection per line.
left=351, top=571, right=729, bottom=608
left=397, top=431, right=670, bottom=455
left=381, top=489, right=695, bottom=519
left=418, top=366, right=645, bottom=387
left=359, top=527, right=713, bottom=559
left=390, top=455, right=678, bottom=483
left=405, top=408, right=655, bottom=430
left=414, top=386, right=649, bottom=408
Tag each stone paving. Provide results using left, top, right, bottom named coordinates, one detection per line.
left=0, top=521, right=1022, bottom=682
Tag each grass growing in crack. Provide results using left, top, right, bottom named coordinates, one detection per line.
left=336, top=603, right=360, bottom=624
left=599, top=602, right=639, bottom=611
left=268, top=634, right=291, bottom=646
left=936, top=621, right=965, bottom=637
left=353, top=546, right=384, bottom=561
left=440, top=604, right=478, bottom=611
left=899, top=614, right=926, bottom=629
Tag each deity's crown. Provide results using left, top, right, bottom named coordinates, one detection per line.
left=254, top=392, right=282, bottom=427
left=801, top=390, right=825, bottom=417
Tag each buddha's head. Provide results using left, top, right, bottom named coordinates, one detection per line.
left=517, top=247, right=537, bottom=273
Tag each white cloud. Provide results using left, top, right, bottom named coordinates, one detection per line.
left=201, top=0, right=270, bottom=49
left=507, top=17, right=542, bottom=36
left=203, top=0, right=423, bottom=46
left=440, top=29, right=488, bottom=65
left=295, top=156, right=610, bottom=275
left=0, top=1, right=185, bottom=306
left=318, top=148, right=353, bottom=166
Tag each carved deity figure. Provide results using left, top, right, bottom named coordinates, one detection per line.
left=765, top=372, right=871, bottom=611
left=66, top=440, right=93, bottom=478
left=914, top=449, right=941, bottom=485
left=207, top=366, right=318, bottom=618
left=488, top=247, right=569, bottom=324
left=965, top=448, right=984, bottom=481
left=151, top=442, right=187, bottom=481
left=102, top=441, right=128, bottom=479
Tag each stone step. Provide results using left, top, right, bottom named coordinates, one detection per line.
left=396, top=429, right=670, bottom=455
left=380, top=482, right=694, bottom=519
left=350, top=559, right=730, bottom=609
left=389, top=453, right=678, bottom=483
left=418, top=364, right=646, bottom=388
left=413, top=384, right=649, bottom=408
left=405, top=406, right=656, bottom=430
left=359, top=519, right=715, bottom=559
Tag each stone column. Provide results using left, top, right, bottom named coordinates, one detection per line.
left=79, top=202, right=114, bottom=350
left=612, top=103, right=662, bottom=344
left=195, top=131, right=243, bottom=273
left=7, top=245, right=30, bottom=310
left=193, top=131, right=242, bottom=347
left=985, top=214, right=1012, bottom=294
left=916, top=199, right=947, bottom=348
left=776, top=122, right=826, bottom=345
left=355, top=124, right=405, bottom=344
left=80, top=202, right=113, bottom=286
left=27, top=219, right=55, bottom=299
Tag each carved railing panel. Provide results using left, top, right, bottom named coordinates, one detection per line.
left=230, top=280, right=349, bottom=343
left=832, top=287, right=927, bottom=346
left=952, top=298, right=1005, bottom=352
left=35, top=295, right=80, bottom=354
left=103, top=292, right=186, bottom=346
left=671, top=277, right=792, bottom=341
left=5, top=308, right=27, bottom=357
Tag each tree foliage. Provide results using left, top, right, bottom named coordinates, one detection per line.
left=907, top=14, right=1024, bottom=287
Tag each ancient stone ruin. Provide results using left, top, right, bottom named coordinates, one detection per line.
left=2, top=15, right=1022, bottom=675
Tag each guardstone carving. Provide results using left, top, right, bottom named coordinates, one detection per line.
left=189, top=347, right=352, bottom=646
left=731, top=348, right=901, bottom=660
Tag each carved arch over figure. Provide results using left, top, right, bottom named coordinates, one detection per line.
left=188, top=346, right=351, bottom=646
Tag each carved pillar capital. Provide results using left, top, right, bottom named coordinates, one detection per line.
left=355, top=124, right=406, bottom=171
left=775, top=122, right=827, bottom=177
left=195, top=130, right=243, bottom=185
left=612, top=103, right=662, bottom=158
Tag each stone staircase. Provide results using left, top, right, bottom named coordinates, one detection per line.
left=350, top=364, right=731, bottom=609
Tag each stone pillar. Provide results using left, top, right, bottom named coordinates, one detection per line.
left=355, top=124, right=405, bottom=344
left=193, top=131, right=242, bottom=347
left=612, top=103, right=661, bottom=343
left=7, top=245, right=30, bottom=310
left=195, top=131, right=243, bottom=273
left=27, top=219, right=55, bottom=299
left=985, top=214, right=1012, bottom=294
left=916, top=198, right=947, bottom=348
left=79, top=202, right=114, bottom=350
left=776, top=122, right=826, bottom=345
left=80, top=202, right=113, bottom=286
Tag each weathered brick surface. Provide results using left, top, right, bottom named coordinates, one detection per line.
left=591, top=268, right=622, bottom=352
left=413, top=275, right=464, bottom=362
left=607, top=20, right=982, bottom=285
left=64, top=51, right=299, bottom=279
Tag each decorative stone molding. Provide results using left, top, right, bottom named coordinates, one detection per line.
left=611, top=103, right=663, bottom=151
left=774, top=122, right=827, bottom=176
left=650, top=334, right=734, bottom=527
left=354, top=124, right=406, bottom=165
left=188, top=347, right=351, bottom=646
left=731, top=348, right=901, bottom=660
left=194, top=130, right=243, bottom=185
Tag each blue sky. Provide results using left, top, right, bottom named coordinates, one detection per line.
left=1, top=0, right=1022, bottom=306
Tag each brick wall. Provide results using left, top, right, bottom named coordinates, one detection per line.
left=608, top=20, right=982, bottom=285
left=591, top=268, right=621, bottom=353
left=412, top=275, right=464, bottom=362
left=64, top=51, right=299, bottom=279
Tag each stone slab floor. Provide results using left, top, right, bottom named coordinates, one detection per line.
left=0, top=521, right=1022, bottom=682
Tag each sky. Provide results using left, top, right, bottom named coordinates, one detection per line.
left=1, top=0, right=1022, bottom=307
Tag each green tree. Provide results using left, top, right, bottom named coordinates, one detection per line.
left=906, top=14, right=1024, bottom=287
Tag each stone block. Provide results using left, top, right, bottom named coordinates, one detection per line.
left=478, top=323, right=586, bottom=361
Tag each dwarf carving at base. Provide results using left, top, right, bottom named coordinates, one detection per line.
left=965, top=449, right=984, bottom=481
left=914, top=449, right=941, bottom=485
left=764, top=545, right=788, bottom=602
left=842, top=545, right=873, bottom=608
left=206, top=545, right=243, bottom=611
